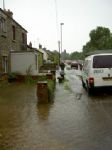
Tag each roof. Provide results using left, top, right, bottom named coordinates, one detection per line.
left=86, top=50, right=112, bottom=57
left=10, top=50, right=38, bottom=53
left=85, top=53, right=112, bottom=60
left=0, top=8, right=27, bottom=32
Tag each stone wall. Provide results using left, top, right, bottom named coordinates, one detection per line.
left=0, top=8, right=27, bottom=73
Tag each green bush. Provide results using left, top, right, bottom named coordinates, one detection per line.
left=8, top=72, right=17, bottom=78
left=47, top=79, right=55, bottom=101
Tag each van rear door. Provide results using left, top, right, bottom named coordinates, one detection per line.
left=93, top=55, right=112, bottom=87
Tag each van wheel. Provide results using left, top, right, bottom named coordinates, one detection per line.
left=87, top=85, right=93, bottom=95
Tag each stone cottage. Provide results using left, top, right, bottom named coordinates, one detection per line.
left=0, top=8, right=27, bottom=74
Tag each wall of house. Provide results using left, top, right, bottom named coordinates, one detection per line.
left=11, top=52, right=38, bottom=75
left=0, top=9, right=27, bottom=73
left=38, top=47, right=48, bottom=61
left=43, top=50, right=49, bottom=61
left=38, top=51, right=43, bottom=69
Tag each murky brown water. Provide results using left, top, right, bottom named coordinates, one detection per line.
left=1, top=71, right=112, bottom=150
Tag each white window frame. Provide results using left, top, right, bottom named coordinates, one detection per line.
left=2, top=56, right=8, bottom=73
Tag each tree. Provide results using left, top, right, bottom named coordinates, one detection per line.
left=70, top=51, right=84, bottom=60
left=83, top=26, right=112, bottom=56
left=52, top=50, right=60, bottom=64
left=61, top=50, right=70, bottom=60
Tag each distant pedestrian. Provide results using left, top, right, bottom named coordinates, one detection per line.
left=59, top=62, right=65, bottom=79
left=60, top=70, right=65, bottom=79
left=60, top=62, right=65, bottom=71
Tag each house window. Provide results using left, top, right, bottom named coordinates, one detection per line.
left=35, top=54, right=37, bottom=70
left=12, top=25, right=16, bottom=40
left=22, top=32, right=25, bottom=43
left=0, top=17, right=6, bottom=32
left=0, top=17, right=6, bottom=37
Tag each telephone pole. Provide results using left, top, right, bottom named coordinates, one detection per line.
left=58, top=41, right=61, bottom=64
left=60, top=23, right=64, bottom=55
left=3, top=0, right=5, bottom=10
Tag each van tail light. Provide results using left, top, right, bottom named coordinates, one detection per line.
left=88, top=77, right=94, bottom=86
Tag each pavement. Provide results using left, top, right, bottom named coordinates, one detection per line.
left=55, top=68, right=82, bottom=101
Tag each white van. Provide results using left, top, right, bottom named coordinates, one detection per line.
left=82, top=53, right=112, bottom=94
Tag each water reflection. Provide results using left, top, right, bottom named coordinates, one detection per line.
left=37, top=103, right=53, bottom=121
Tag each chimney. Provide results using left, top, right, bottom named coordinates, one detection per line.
left=29, top=42, right=32, bottom=47
left=43, top=47, right=46, bottom=51
left=39, top=44, right=42, bottom=49
left=4, top=9, right=13, bottom=18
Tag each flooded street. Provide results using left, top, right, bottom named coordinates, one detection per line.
left=1, top=70, right=112, bottom=150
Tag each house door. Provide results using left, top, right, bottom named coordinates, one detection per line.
left=2, top=56, right=8, bottom=73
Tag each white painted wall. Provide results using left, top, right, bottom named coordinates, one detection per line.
left=38, top=48, right=48, bottom=61
left=11, top=52, right=38, bottom=75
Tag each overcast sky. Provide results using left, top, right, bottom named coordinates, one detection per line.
left=0, top=0, right=112, bottom=53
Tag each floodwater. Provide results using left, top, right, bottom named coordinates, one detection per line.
left=1, top=70, right=112, bottom=150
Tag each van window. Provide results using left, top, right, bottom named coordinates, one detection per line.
left=93, top=55, right=112, bottom=68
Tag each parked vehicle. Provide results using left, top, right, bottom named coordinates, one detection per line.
left=82, top=53, right=112, bottom=94
left=71, top=62, right=78, bottom=69
left=71, top=62, right=82, bottom=70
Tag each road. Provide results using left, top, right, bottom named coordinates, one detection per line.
left=63, top=68, right=112, bottom=149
